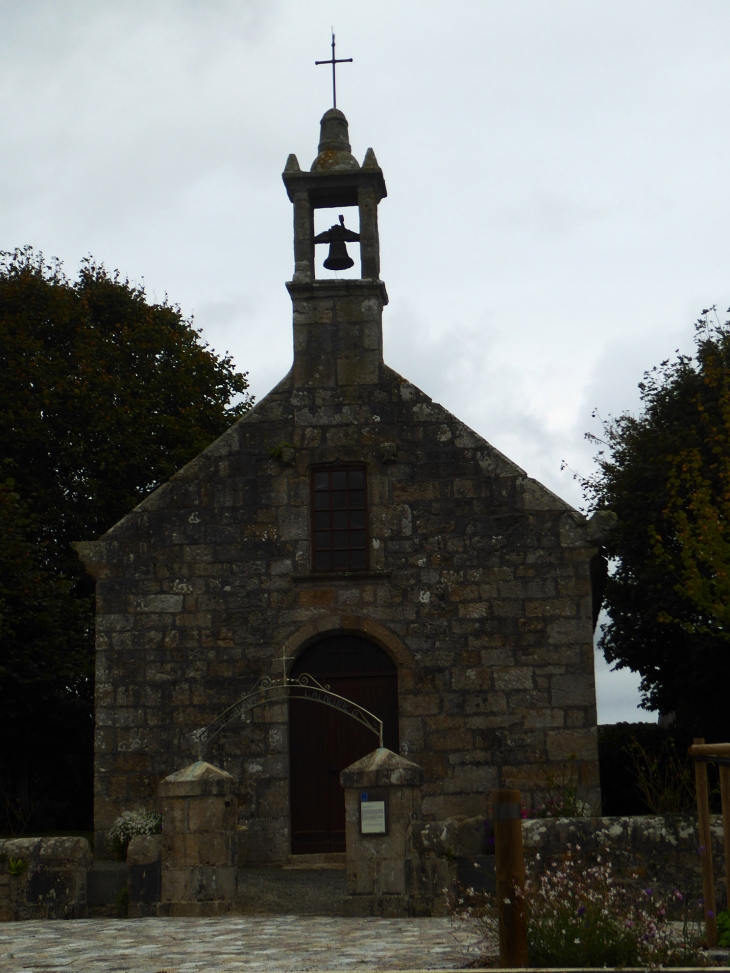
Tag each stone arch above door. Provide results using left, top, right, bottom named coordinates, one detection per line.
left=277, top=614, right=414, bottom=676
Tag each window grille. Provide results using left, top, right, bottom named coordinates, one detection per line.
left=311, top=466, right=368, bottom=571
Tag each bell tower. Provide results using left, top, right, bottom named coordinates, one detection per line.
left=282, top=109, right=388, bottom=388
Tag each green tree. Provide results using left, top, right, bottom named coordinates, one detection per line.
left=585, top=309, right=730, bottom=740
left=0, top=478, right=90, bottom=831
left=0, top=247, right=252, bottom=829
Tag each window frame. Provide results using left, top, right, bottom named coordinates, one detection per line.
left=310, top=464, right=369, bottom=573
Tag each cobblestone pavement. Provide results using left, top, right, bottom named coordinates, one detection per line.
left=0, top=916, right=485, bottom=973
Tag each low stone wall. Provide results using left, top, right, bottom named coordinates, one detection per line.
left=408, top=815, right=494, bottom=915
left=0, top=814, right=724, bottom=920
left=398, top=813, right=726, bottom=917
left=523, top=815, right=727, bottom=912
left=0, top=837, right=93, bottom=921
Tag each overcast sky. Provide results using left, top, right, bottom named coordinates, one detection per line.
left=4, top=1, right=729, bottom=723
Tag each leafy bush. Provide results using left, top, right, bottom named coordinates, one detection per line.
left=531, top=753, right=594, bottom=817
left=116, top=885, right=130, bottom=918
left=626, top=735, right=695, bottom=814
left=718, top=910, right=730, bottom=948
left=109, top=808, right=161, bottom=859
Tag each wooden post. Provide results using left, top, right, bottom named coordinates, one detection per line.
left=720, top=765, right=730, bottom=909
left=693, top=737, right=718, bottom=947
left=492, top=789, right=528, bottom=968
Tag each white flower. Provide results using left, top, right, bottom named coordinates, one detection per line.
left=109, top=808, right=162, bottom=847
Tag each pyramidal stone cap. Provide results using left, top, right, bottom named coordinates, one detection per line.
left=311, top=108, right=360, bottom=171
left=340, top=747, right=424, bottom=789
left=165, top=760, right=233, bottom=782
left=159, top=760, right=235, bottom=797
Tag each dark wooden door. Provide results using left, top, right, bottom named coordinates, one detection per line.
left=289, top=635, right=398, bottom=855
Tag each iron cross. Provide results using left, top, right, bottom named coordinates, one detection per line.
left=315, top=31, right=352, bottom=109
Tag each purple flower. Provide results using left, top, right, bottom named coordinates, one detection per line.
left=708, top=910, right=715, bottom=918
left=699, top=845, right=706, bottom=853
left=577, top=905, right=586, bottom=916
left=644, top=888, right=653, bottom=896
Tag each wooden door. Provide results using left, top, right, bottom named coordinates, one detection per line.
left=289, top=635, right=398, bottom=855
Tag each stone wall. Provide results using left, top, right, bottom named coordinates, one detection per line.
left=523, top=814, right=728, bottom=913
left=77, top=277, right=602, bottom=862
left=0, top=837, right=92, bottom=921
left=356, top=813, right=727, bottom=918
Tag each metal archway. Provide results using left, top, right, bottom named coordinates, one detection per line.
left=191, top=673, right=383, bottom=760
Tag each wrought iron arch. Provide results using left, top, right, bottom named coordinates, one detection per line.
left=191, top=673, right=383, bottom=760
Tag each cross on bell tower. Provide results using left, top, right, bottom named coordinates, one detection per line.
left=315, top=32, right=352, bottom=110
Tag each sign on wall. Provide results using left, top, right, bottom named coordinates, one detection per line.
left=360, top=791, right=387, bottom=835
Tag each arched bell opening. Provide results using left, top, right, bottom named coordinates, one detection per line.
left=313, top=209, right=361, bottom=279
left=288, top=633, right=398, bottom=855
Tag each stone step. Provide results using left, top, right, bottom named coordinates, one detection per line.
left=237, top=864, right=347, bottom=914
left=79, top=860, right=128, bottom=918
left=86, top=858, right=349, bottom=916
left=283, top=852, right=346, bottom=870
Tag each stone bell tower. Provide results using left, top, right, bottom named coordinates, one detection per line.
left=282, top=109, right=388, bottom=388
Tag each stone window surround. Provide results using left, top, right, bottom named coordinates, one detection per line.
left=310, top=462, right=369, bottom=573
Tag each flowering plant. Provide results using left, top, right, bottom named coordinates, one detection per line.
left=109, top=808, right=162, bottom=859
left=447, top=845, right=711, bottom=968
left=523, top=848, right=708, bottom=967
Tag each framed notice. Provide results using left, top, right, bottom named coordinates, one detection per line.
left=360, top=791, right=388, bottom=835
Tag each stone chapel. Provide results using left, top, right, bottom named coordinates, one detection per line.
left=76, top=109, right=606, bottom=862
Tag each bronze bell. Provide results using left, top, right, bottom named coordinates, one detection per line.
left=314, top=214, right=361, bottom=272
left=323, top=239, right=354, bottom=271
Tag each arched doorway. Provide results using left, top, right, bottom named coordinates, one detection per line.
left=289, top=633, right=399, bottom=854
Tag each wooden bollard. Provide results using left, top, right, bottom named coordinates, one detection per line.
left=720, top=764, right=730, bottom=908
left=492, top=788, right=528, bottom=968
left=692, top=738, right=718, bottom=947
left=689, top=741, right=730, bottom=935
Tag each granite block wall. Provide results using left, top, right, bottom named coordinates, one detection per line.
left=0, top=837, right=92, bottom=921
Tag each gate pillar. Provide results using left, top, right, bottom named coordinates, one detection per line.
left=340, top=747, right=424, bottom=916
left=157, top=760, right=237, bottom=916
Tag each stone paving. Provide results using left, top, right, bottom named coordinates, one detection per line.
left=0, top=916, right=485, bottom=973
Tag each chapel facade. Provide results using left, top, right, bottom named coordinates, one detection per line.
left=77, top=109, right=603, bottom=861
